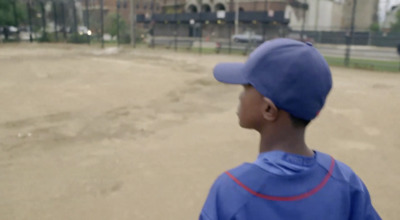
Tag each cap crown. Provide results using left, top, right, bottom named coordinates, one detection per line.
left=244, top=39, right=332, bottom=120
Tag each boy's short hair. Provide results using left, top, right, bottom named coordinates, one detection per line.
left=290, top=114, right=311, bottom=128
left=213, top=38, right=332, bottom=122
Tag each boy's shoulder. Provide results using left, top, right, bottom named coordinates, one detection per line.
left=328, top=154, right=367, bottom=191
left=201, top=152, right=380, bottom=220
left=217, top=151, right=366, bottom=192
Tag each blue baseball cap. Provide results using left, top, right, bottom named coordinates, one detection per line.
left=213, top=38, right=332, bottom=121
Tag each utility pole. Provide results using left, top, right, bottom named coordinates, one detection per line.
left=344, top=0, right=357, bottom=67
left=130, top=0, right=136, bottom=47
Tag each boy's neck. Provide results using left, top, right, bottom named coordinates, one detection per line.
left=258, top=127, right=314, bottom=157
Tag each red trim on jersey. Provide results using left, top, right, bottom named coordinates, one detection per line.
left=225, top=156, right=335, bottom=201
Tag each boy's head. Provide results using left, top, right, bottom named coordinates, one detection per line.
left=213, top=38, right=332, bottom=129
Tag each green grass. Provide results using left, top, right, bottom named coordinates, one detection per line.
left=324, top=57, right=400, bottom=73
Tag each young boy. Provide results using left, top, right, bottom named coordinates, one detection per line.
left=200, top=38, right=381, bottom=220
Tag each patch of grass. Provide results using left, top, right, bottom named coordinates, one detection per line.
left=324, top=56, right=400, bottom=73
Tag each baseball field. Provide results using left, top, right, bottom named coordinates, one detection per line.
left=0, top=43, right=399, bottom=219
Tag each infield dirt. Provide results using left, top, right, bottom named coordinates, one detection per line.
left=0, top=43, right=399, bottom=219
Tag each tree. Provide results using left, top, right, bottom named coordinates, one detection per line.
left=369, top=22, right=380, bottom=33
left=390, top=10, right=400, bottom=32
left=0, top=0, right=27, bottom=26
left=105, top=12, right=126, bottom=38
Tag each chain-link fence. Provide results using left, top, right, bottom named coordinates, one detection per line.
left=2, top=0, right=400, bottom=71
left=0, top=0, right=137, bottom=45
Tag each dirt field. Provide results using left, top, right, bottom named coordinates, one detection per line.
left=0, top=43, right=399, bottom=219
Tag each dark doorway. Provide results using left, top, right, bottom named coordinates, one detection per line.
left=188, top=4, right=198, bottom=13
left=202, top=4, right=211, bottom=12
left=215, top=3, right=225, bottom=11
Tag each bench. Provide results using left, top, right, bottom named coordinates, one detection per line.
left=215, top=41, right=262, bottom=55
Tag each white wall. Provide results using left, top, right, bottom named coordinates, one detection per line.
left=382, top=5, right=400, bottom=29
left=286, top=0, right=346, bottom=31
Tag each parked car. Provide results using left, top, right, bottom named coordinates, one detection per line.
left=232, top=31, right=263, bottom=43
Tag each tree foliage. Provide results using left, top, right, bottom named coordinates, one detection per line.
left=0, top=0, right=27, bottom=26
left=390, top=10, right=400, bottom=32
left=369, top=22, right=380, bottom=33
left=105, top=12, right=126, bottom=38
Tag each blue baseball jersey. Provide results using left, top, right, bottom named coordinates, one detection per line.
left=200, top=151, right=381, bottom=220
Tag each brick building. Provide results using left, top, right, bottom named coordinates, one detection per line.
left=78, top=0, right=298, bottom=39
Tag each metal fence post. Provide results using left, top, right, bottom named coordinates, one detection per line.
left=100, top=0, right=104, bottom=48
left=117, top=0, right=120, bottom=47
left=40, top=1, right=47, bottom=40
left=344, top=0, right=357, bottom=67
left=85, top=0, right=90, bottom=44
left=12, top=0, right=20, bottom=41
left=130, top=0, right=136, bottom=48
left=27, top=1, right=33, bottom=42
left=61, top=2, right=67, bottom=40
left=174, top=0, right=177, bottom=51
left=53, top=1, right=58, bottom=42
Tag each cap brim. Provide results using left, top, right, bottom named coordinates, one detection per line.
left=213, top=62, right=248, bottom=84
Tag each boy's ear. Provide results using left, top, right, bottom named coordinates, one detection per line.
left=261, top=98, right=279, bottom=121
